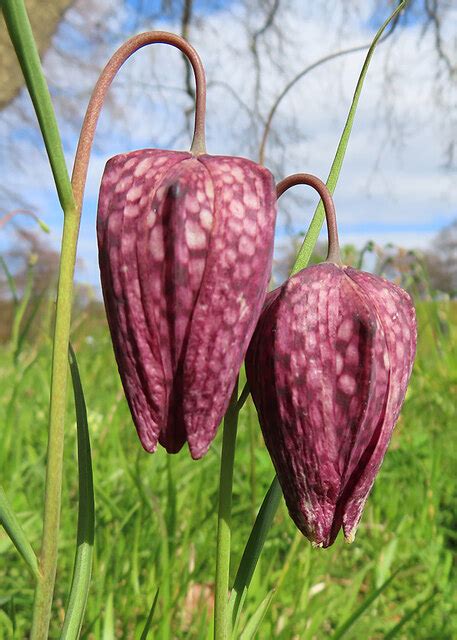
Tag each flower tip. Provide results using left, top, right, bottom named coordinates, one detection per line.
left=344, top=528, right=357, bottom=544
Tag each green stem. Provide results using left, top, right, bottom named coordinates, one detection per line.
left=214, top=381, right=240, bottom=640
left=31, top=211, right=79, bottom=639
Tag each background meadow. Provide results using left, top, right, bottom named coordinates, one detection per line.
left=0, top=265, right=456, bottom=638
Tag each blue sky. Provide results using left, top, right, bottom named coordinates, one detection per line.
left=0, top=0, right=455, bottom=289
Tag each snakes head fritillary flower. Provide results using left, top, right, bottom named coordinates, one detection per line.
left=246, top=174, right=416, bottom=546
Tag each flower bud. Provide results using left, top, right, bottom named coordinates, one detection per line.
left=245, top=175, right=416, bottom=547
left=97, top=149, right=276, bottom=458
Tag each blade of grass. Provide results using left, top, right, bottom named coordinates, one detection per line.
left=10, top=259, right=35, bottom=360
left=102, top=593, right=115, bottom=640
left=239, top=590, right=275, bottom=640
left=16, top=288, right=48, bottom=358
left=0, top=485, right=40, bottom=580
left=291, top=0, right=408, bottom=274
left=228, top=476, right=282, bottom=632
left=139, top=588, right=160, bottom=640
left=330, top=569, right=401, bottom=640
left=60, top=345, right=95, bottom=640
left=1, top=1, right=75, bottom=211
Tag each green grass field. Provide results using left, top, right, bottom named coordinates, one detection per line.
left=0, top=299, right=456, bottom=639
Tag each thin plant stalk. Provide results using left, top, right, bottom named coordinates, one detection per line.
left=31, top=212, right=80, bottom=639
left=214, top=380, right=239, bottom=640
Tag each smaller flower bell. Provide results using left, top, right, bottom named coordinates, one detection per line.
left=246, top=174, right=416, bottom=547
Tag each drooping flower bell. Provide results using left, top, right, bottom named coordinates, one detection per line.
left=95, top=33, right=277, bottom=458
left=246, top=174, right=416, bottom=547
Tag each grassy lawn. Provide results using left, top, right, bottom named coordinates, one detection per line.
left=0, top=300, right=456, bottom=639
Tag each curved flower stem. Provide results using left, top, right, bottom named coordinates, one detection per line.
left=72, top=31, right=207, bottom=206
left=276, top=173, right=341, bottom=265
left=214, top=380, right=239, bottom=640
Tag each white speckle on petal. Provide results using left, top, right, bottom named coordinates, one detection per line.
left=337, top=318, right=353, bottom=342
left=127, top=185, right=143, bottom=202
left=238, top=236, right=255, bottom=256
left=185, top=220, right=207, bottom=250
left=338, top=373, right=356, bottom=395
left=134, top=158, right=152, bottom=177
left=199, top=209, right=213, bottom=230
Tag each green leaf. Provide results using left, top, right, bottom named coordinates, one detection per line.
left=239, top=590, right=275, bottom=640
left=0, top=484, right=40, bottom=580
left=1, top=0, right=75, bottom=213
left=291, top=0, right=408, bottom=274
left=330, top=569, right=401, bottom=639
left=228, top=477, right=282, bottom=631
left=139, top=589, right=160, bottom=640
left=60, top=345, right=95, bottom=640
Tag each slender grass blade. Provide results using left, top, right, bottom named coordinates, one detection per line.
left=0, top=484, right=40, bottom=580
left=139, top=588, right=160, bottom=640
left=60, top=345, right=95, bottom=639
left=239, top=590, right=275, bottom=640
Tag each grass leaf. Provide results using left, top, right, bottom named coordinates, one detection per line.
left=0, top=256, right=18, bottom=304
left=383, top=591, right=438, bottom=640
left=1, top=0, right=75, bottom=212
left=239, top=590, right=275, bottom=640
left=140, top=588, right=160, bottom=640
left=0, top=484, right=40, bottom=580
left=228, top=476, right=282, bottom=631
left=60, top=345, right=95, bottom=639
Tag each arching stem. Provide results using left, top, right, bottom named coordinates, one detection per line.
left=72, top=31, right=207, bottom=208
left=276, top=173, right=342, bottom=266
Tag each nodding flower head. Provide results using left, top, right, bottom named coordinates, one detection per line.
left=246, top=174, right=416, bottom=547
left=95, top=34, right=277, bottom=458
left=98, top=151, right=276, bottom=459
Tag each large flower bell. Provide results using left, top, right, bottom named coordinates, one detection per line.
left=98, top=150, right=276, bottom=458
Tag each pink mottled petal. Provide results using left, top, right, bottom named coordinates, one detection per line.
left=184, top=155, right=277, bottom=459
left=97, top=149, right=190, bottom=452
left=341, top=269, right=416, bottom=541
